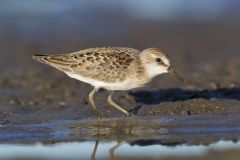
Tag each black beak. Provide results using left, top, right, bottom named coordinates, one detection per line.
left=168, top=66, right=183, bottom=82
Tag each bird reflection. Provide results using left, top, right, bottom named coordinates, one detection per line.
left=90, top=140, right=125, bottom=160
left=91, top=140, right=99, bottom=160
left=90, top=139, right=186, bottom=160
left=109, top=141, right=125, bottom=160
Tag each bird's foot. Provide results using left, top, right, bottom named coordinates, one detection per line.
left=125, top=111, right=133, bottom=117
left=92, top=109, right=102, bottom=119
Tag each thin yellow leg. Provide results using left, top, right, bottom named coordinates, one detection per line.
left=88, top=88, right=102, bottom=118
left=107, top=92, right=131, bottom=116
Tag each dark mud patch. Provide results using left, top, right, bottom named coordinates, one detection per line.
left=130, top=87, right=240, bottom=115
left=130, top=87, right=240, bottom=104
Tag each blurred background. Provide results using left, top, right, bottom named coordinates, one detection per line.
left=1, top=0, right=240, bottom=71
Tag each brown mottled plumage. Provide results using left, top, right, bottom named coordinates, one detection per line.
left=33, top=47, right=182, bottom=118
left=34, top=47, right=144, bottom=83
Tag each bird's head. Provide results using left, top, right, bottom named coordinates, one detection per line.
left=140, top=48, right=183, bottom=81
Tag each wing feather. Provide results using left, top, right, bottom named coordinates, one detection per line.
left=33, top=47, right=140, bottom=82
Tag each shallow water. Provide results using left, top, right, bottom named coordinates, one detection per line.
left=1, top=114, right=240, bottom=144
left=0, top=140, right=240, bottom=160
left=1, top=114, right=240, bottom=159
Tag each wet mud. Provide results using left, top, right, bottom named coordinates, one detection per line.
left=0, top=60, right=240, bottom=146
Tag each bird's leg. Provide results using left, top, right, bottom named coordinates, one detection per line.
left=107, top=91, right=131, bottom=116
left=88, top=88, right=102, bottom=119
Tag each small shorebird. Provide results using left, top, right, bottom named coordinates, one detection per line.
left=33, top=47, right=182, bottom=118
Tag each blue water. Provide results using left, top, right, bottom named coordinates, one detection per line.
left=0, top=141, right=239, bottom=159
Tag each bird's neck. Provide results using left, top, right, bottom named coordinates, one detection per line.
left=144, top=65, right=167, bottom=79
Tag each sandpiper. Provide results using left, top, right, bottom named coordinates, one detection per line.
left=33, top=47, right=182, bottom=118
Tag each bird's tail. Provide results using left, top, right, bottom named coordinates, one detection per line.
left=32, top=54, right=74, bottom=72
left=32, top=54, right=49, bottom=64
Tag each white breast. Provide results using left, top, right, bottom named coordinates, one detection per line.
left=65, top=72, right=143, bottom=90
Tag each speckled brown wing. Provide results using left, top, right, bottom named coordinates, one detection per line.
left=33, top=54, right=78, bottom=72
left=33, top=47, right=141, bottom=83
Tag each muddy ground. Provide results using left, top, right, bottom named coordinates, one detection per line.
left=0, top=1, right=240, bottom=159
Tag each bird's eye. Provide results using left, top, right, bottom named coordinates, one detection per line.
left=156, top=58, right=162, bottom=63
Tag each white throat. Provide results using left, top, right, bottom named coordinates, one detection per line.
left=144, top=64, right=168, bottom=79
left=140, top=53, right=168, bottom=79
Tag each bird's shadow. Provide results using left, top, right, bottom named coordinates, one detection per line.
left=129, top=87, right=240, bottom=105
